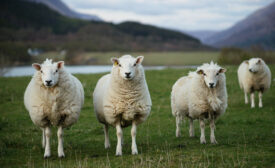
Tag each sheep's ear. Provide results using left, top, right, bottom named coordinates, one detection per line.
left=244, top=60, right=249, bottom=64
left=32, top=63, right=41, bottom=71
left=136, top=56, right=144, bottom=64
left=57, top=61, right=64, bottom=69
left=111, top=57, right=119, bottom=66
left=197, top=69, right=204, bottom=75
left=219, top=68, right=226, bottom=73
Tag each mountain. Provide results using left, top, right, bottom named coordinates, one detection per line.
left=26, top=0, right=101, bottom=21
left=184, top=30, right=218, bottom=43
left=0, top=0, right=212, bottom=64
left=205, top=1, right=275, bottom=49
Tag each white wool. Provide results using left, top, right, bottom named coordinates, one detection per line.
left=238, top=58, right=271, bottom=93
left=93, top=55, right=151, bottom=127
left=171, top=62, right=227, bottom=143
left=237, top=58, right=271, bottom=108
left=24, top=63, right=84, bottom=128
left=93, top=55, right=151, bottom=155
left=24, top=59, right=84, bottom=158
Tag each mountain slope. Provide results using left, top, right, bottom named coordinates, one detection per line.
left=205, top=1, right=275, bottom=49
left=184, top=30, right=218, bottom=43
left=26, top=0, right=101, bottom=21
left=0, top=0, right=212, bottom=63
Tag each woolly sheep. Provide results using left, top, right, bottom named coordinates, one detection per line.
left=171, top=61, right=227, bottom=144
left=93, top=55, right=152, bottom=156
left=237, top=58, right=271, bottom=108
left=24, top=59, right=84, bottom=158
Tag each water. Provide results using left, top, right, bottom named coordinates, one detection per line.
left=3, top=65, right=168, bottom=77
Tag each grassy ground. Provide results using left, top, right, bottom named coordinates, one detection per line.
left=38, top=51, right=219, bottom=65
left=0, top=66, right=274, bottom=168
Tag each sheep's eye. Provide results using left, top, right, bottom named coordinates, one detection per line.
left=40, top=70, right=43, bottom=73
left=134, top=63, right=137, bottom=66
left=203, top=73, right=206, bottom=76
left=118, top=64, right=121, bottom=67
left=56, top=70, right=58, bottom=73
left=216, top=73, right=219, bottom=76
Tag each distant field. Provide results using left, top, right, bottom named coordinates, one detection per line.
left=38, top=51, right=219, bottom=65
left=0, top=66, right=274, bottom=167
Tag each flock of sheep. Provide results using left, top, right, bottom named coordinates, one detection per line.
left=23, top=55, right=271, bottom=158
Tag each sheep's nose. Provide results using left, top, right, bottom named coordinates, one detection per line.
left=45, top=80, right=52, bottom=85
left=249, top=69, right=253, bottom=72
left=125, top=72, right=131, bottom=78
left=209, top=83, right=214, bottom=88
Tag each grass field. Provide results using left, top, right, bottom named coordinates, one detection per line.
left=38, top=51, right=219, bottom=65
left=0, top=66, right=275, bottom=168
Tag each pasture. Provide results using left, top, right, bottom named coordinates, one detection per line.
left=37, top=51, right=219, bottom=65
left=0, top=66, right=274, bottom=168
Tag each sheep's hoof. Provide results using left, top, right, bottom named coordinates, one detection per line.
left=58, top=154, right=65, bottom=158
left=44, top=154, right=51, bottom=159
left=132, top=149, right=138, bottom=155
left=105, top=143, right=111, bottom=149
left=115, top=152, right=122, bottom=156
left=200, top=138, right=206, bottom=144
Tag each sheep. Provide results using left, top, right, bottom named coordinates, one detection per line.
left=237, top=58, right=271, bottom=108
left=24, top=59, right=84, bottom=158
left=171, top=61, right=227, bottom=144
left=93, top=55, right=152, bottom=156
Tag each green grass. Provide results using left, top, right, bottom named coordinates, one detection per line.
left=0, top=66, right=275, bottom=168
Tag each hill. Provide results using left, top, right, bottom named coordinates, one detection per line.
left=205, top=1, right=275, bottom=50
left=25, top=0, right=101, bottom=21
left=0, top=0, right=212, bottom=64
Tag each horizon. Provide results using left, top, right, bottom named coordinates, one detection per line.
left=62, top=0, right=274, bottom=32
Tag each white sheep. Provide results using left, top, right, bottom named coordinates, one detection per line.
left=93, top=55, right=152, bottom=156
left=171, top=61, right=227, bottom=144
left=237, top=58, right=271, bottom=108
left=24, top=59, right=84, bottom=158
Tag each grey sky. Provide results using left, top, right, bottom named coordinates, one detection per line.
left=62, top=0, right=274, bottom=31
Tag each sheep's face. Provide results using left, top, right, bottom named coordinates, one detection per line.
left=246, top=58, right=262, bottom=73
left=197, top=63, right=226, bottom=89
left=32, top=59, right=64, bottom=88
left=111, top=55, right=144, bottom=80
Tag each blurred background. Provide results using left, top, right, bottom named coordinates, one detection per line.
left=0, top=0, right=275, bottom=76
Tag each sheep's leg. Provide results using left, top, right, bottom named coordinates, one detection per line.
left=244, top=92, right=248, bottom=104
left=189, top=118, right=195, bottom=137
left=115, top=123, right=123, bottom=156
left=104, top=124, right=110, bottom=149
left=176, top=115, right=182, bottom=137
left=44, top=127, right=51, bottom=158
left=210, top=119, right=217, bottom=144
left=131, top=121, right=138, bottom=155
left=57, top=126, right=65, bottom=158
left=199, top=119, right=206, bottom=144
left=250, top=93, right=255, bottom=108
left=259, top=91, right=263, bottom=108
left=42, top=128, right=46, bottom=148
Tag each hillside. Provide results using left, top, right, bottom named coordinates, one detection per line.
left=25, top=0, right=101, bottom=21
left=0, top=0, right=212, bottom=64
left=205, top=1, right=275, bottom=49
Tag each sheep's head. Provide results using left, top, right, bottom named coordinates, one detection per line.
left=32, top=59, right=64, bottom=88
left=111, top=55, right=144, bottom=80
left=245, top=58, right=263, bottom=73
left=197, top=61, right=226, bottom=88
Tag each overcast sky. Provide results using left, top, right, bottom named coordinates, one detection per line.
left=62, top=0, right=274, bottom=31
